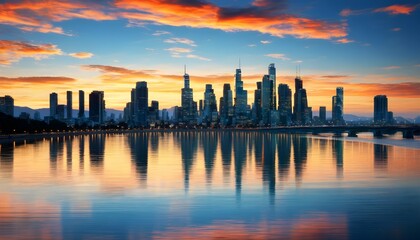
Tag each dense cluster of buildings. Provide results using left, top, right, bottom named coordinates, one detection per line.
left=1, top=63, right=399, bottom=127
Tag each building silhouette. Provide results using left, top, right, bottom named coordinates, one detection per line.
left=66, top=91, right=72, bottom=120
left=293, top=74, right=310, bottom=125
left=332, top=87, right=344, bottom=124
left=278, top=84, right=292, bottom=125
left=56, top=104, right=65, bottom=120
left=0, top=95, right=14, bottom=116
left=234, top=66, right=248, bottom=124
left=374, top=95, right=388, bottom=123
left=203, top=84, right=217, bottom=124
left=89, top=91, right=105, bottom=124
left=135, top=81, right=148, bottom=126
left=261, top=75, right=271, bottom=125
left=78, top=90, right=85, bottom=118
left=181, top=67, right=196, bottom=124
left=221, top=83, right=233, bottom=126
left=319, top=106, right=326, bottom=123
left=268, top=63, right=276, bottom=111
left=49, top=92, right=58, bottom=118
left=252, top=82, right=262, bottom=124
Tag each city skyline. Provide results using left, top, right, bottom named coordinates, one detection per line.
left=0, top=0, right=419, bottom=117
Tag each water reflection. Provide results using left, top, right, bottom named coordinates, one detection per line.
left=234, top=132, right=247, bottom=198
left=277, top=134, right=291, bottom=183
left=89, top=134, right=105, bottom=173
left=332, top=139, right=344, bottom=178
left=202, top=132, right=217, bottom=185
left=0, top=143, right=14, bottom=178
left=293, top=135, right=308, bottom=185
left=177, top=132, right=198, bottom=191
left=374, top=144, right=388, bottom=172
left=127, top=133, right=148, bottom=183
left=220, top=132, right=232, bottom=182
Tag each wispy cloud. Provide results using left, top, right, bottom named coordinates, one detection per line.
left=152, top=30, right=171, bottom=36
left=260, top=40, right=271, bottom=44
left=335, top=38, right=354, bottom=44
left=164, top=38, right=197, bottom=47
left=340, top=4, right=417, bottom=17
left=186, top=54, right=211, bottom=61
left=69, top=52, right=93, bottom=59
left=265, top=53, right=290, bottom=61
left=382, top=66, right=401, bottom=70
left=0, top=40, right=62, bottom=65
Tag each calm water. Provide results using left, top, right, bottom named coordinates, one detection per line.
left=1, top=132, right=419, bottom=239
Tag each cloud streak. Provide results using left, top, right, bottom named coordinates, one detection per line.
left=341, top=4, right=417, bottom=17
left=69, top=52, right=93, bottom=59
left=0, top=40, right=62, bottom=65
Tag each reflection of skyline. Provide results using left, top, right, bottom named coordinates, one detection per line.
left=262, top=133, right=276, bottom=201
left=220, top=132, right=232, bottom=182
left=89, top=134, right=105, bottom=172
left=49, top=137, right=64, bottom=173
left=0, top=142, right=14, bottom=178
left=127, top=133, right=148, bottom=183
left=66, top=136, right=73, bottom=173
left=79, top=136, right=85, bottom=173
left=202, top=132, right=217, bottom=186
left=374, top=144, right=388, bottom=171
left=277, top=134, right=291, bottom=183
left=177, top=132, right=198, bottom=192
left=293, top=135, right=308, bottom=185
left=234, top=132, right=247, bottom=198
left=332, top=139, right=344, bottom=178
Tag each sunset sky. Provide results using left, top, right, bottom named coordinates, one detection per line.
left=0, top=0, right=419, bottom=117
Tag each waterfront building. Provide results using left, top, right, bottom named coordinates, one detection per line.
left=0, top=95, right=14, bottom=116
left=261, top=75, right=271, bottom=125
left=319, top=106, right=326, bottom=123
left=332, top=87, right=344, bottom=124
left=181, top=67, right=196, bottom=124
left=49, top=92, right=58, bottom=118
left=253, top=82, right=262, bottom=124
left=374, top=95, right=388, bottom=124
left=278, top=84, right=292, bottom=125
left=234, top=67, right=248, bottom=125
left=135, top=81, right=148, bottom=126
left=78, top=90, right=85, bottom=118
left=89, top=91, right=105, bottom=124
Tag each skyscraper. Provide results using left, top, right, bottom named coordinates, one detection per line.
left=278, top=84, right=292, bottom=125
left=221, top=83, right=233, bottom=126
left=268, top=63, right=276, bottom=110
left=234, top=66, right=248, bottom=124
left=0, top=95, right=14, bottom=116
left=332, top=87, right=344, bottom=124
left=181, top=67, right=196, bottom=124
left=89, top=91, right=105, bottom=124
left=203, top=84, right=217, bottom=123
left=67, top=91, right=72, bottom=120
left=293, top=76, right=308, bottom=124
left=49, top=92, right=58, bottom=118
left=78, top=90, right=85, bottom=118
left=374, top=95, right=388, bottom=123
left=261, top=75, right=271, bottom=125
left=253, top=82, right=262, bottom=124
left=57, top=104, right=65, bottom=120
left=319, top=106, right=326, bottom=123
left=135, top=81, right=148, bottom=126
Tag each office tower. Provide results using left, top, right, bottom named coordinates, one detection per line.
left=49, top=92, right=58, bottom=118
left=221, top=83, right=233, bottom=126
left=261, top=75, right=271, bottom=125
left=278, top=84, right=292, bottom=125
left=135, top=81, right=148, bottom=126
left=89, top=91, right=105, bottom=124
left=204, top=84, right=217, bottom=123
left=253, top=82, right=262, bottom=124
left=66, top=91, right=72, bottom=120
left=78, top=90, right=85, bottom=118
left=0, top=95, right=14, bottom=116
left=319, top=106, right=326, bottom=123
left=149, top=100, right=159, bottom=123
left=268, top=63, right=276, bottom=110
left=332, top=87, right=344, bottom=124
left=181, top=67, right=196, bottom=124
left=234, top=66, right=248, bottom=124
left=293, top=75, right=309, bottom=125
left=386, top=111, right=394, bottom=124
left=374, top=95, right=388, bottom=123
left=56, top=104, right=65, bottom=120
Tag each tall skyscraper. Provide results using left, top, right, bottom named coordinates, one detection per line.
left=293, top=75, right=309, bottom=125
left=374, top=95, right=388, bottom=123
left=135, top=81, right=148, bottom=126
left=0, top=95, right=14, bottom=116
left=49, top=92, right=58, bottom=118
left=56, top=104, right=65, bottom=120
left=261, top=75, right=271, bottom=125
left=234, top=66, right=248, bottom=124
left=203, top=84, right=217, bottom=123
left=268, top=63, right=276, bottom=110
left=221, top=83, right=233, bottom=126
left=253, top=82, right=262, bottom=124
left=89, top=91, right=105, bottom=124
left=332, top=87, right=344, bottom=124
left=319, top=106, right=326, bottom=123
left=278, top=84, right=292, bottom=125
left=66, top=91, right=72, bottom=120
left=181, top=67, right=196, bottom=124
left=78, top=90, right=85, bottom=118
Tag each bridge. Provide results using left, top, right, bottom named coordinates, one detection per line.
left=261, top=125, right=420, bottom=139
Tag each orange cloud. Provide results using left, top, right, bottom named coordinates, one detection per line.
left=374, top=4, right=417, bottom=15
left=116, top=0, right=347, bottom=40
left=0, top=0, right=115, bottom=34
left=335, top=38, right=354, bottom=44
left=69, top=52, right=94, bottom=59
left=0, top=40, right=62, bottom=65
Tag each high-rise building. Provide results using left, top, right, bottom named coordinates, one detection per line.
left=374, top=95, right=388, bottom=123
left=149, top=100, right=159, bottom=123
left=89, top=91, right=105, bottom=124
left=268, top=63, right=276, bottom=110
left=221, top=83, right=233, bottom=126
left=253, top=82, right=262, bottom=124
left=0, top=95, right=14, bottom=116
left=181, top=68, right=196, bottom=124
left=56, top=104, right=65, bottom=120
left=203, top=84, right=217, bottom=123
left=78, top=90, right=85, bottom=118
left=234, top=67, right=248, bottom=124
left=135, top=81, right=148, bottom=126
left=261, top=75, right=271, bottom=125
left=293, top=76, right=309, bottom=125
left=49, top=92, right=58, bottom=118
left=319, top=106, right=326, bottom=123
left=332, top=87, right=344, bottom=124
left=278, top=84, right=292, bottom=125
left=66, top=91, right=72, bottom=120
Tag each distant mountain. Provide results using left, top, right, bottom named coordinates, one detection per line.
left=343, top=114, right=371, bottom=122
left=14, top=106, right=123, bottom=119
left=415, top=116, right=420, bottom=124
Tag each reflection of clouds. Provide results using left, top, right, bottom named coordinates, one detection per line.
left=152, top=214, right=348, bottom=239
left=0, top=193, right=61, bottom=239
